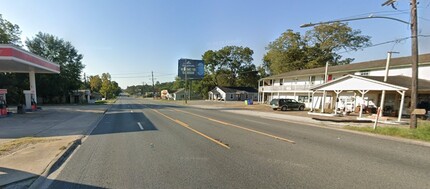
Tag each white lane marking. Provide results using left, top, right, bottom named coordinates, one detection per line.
left=137, top=122, right=144, bottom=130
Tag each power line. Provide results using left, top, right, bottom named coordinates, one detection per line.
left=337, top=34, right=430, bottom=54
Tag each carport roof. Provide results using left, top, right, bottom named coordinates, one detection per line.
left=310, top=74, right=409, bottom=91
left=0, top=44, right=60, bottom=73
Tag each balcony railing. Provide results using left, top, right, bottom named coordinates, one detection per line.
left=259, top=84, right=315, bottom=92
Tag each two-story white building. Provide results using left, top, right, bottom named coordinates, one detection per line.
left=258, top=54, right=430, bottom=117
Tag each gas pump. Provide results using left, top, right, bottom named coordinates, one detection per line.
left=31, top=96, right=37, bottom=111
left=0, top=89, right=8, bottom=116
left=23, top=90, right=37, bottom=111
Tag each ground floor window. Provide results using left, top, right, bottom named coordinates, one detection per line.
left=298, top=96, right=310, bottom=103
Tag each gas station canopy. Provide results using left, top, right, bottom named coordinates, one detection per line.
left=0, top=44, right=60, bottom=74
left=0, top=44, right=60, bottom=110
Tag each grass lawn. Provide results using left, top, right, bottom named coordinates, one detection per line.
left=345, top=121, right=430, bottom=142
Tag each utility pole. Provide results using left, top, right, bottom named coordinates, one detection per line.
left=381, top=0, right=419, bottom=128
left=152, top=71, right=155, bottom=99
left=410, top=0, right=419, bottom=129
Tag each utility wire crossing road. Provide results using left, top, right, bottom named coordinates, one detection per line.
left=46, top=97, right=430, bottom=189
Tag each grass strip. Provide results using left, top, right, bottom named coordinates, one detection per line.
left=344, top=121, right=430, bottom=142
left=0, top=137, right=59, bottom=156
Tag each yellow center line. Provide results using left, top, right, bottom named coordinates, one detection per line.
left=151, top=109, right=230, bottom=149
left=173, top=109, right=296, bottom=144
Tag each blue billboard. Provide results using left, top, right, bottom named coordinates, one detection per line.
left=178, top=58, right=205, bottom=79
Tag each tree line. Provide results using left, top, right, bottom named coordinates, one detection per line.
left=86, top=73, right=121, bottom=99
left=0, top=14, right=120, bottom=104
left=126, top=22, right=370, bottom=99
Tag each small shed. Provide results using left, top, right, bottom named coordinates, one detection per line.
left=208, top=86, right=258, bottom=101
left=172, top=88, right=186, bottom=101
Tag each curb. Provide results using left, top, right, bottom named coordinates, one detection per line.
left=27, top=105, right=112, bottom=189
left=28, top=138, right=82, bottom=189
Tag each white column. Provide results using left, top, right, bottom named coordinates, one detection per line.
left=398, top=90, right=406, bottom=122
left=358, top=90, right=369, bottom=118
left=311, top=91, right=316, bottom=111
left=262, top=92, right=265, bottom=104
left=321, top=90, right=326, bottom=113
left=29, top=71, right=37, bottom=103
left=258, top=80, right=261, bottom=103
left=334, top=90, right=342, bottom=115
left=380, top=90, right=386, bottom=117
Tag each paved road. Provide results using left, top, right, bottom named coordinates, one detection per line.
left=47, top=97, right=430, bottom=189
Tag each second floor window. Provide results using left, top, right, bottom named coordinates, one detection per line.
left=310, top=76, right=316, bottom=84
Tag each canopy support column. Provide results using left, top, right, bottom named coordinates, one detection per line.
left=321, top=90, right=326, bottom=113
left=380, top=90, right=386, bottom=117
left=397, top=90, right=406, bottom=122
left=358, top=90, right=369, bottom=118
left=334, top=90, right=343, bottom=115
left=310, top=91, right=316, bottom=111
left=29, top=71, right=37, bottom=103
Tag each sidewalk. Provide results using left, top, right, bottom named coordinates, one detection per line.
left=0, top=104, right=108, bottom=188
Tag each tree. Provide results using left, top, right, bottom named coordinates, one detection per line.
left=202, top=46, right=256, bottom=86
left=100, top=73, right=112, bottom=99
left=0, top=15, right=24, bottom=104
left=305, top=22, right=371, bottom=65
left=264, top=23, right=371, bottom=75
left=89, top=75, right=102, bottom=93
left=111, top=81, right=122, bottom=97
left=237, top=64, right=259, bottom=88
left=0, top=14, right=22, bottom=45
left=26, top=32, right=84, bottom=103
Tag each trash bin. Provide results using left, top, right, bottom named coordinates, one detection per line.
left=247, top=99, right=253, bottom=105
left=0, top=108, right=6, bottom=116
left=244, top=100, right=248, bottom=105
left=17, top=105, right=25, bottom=114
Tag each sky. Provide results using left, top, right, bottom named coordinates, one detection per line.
left=1, top=0, right=429, bottom=88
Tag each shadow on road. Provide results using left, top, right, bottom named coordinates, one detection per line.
left=0, top=167, right=105, bottom=189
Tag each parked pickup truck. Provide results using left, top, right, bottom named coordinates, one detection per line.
left=270, top=98, right=305, bottom=111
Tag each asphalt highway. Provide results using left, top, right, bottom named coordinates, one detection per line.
left=47, top=97, right=430, bottom=189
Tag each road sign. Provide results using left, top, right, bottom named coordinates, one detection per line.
left=178, top=59, right=204, bottom=79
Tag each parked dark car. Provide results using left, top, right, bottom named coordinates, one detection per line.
left=270, top=98, right=305, bottom=111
